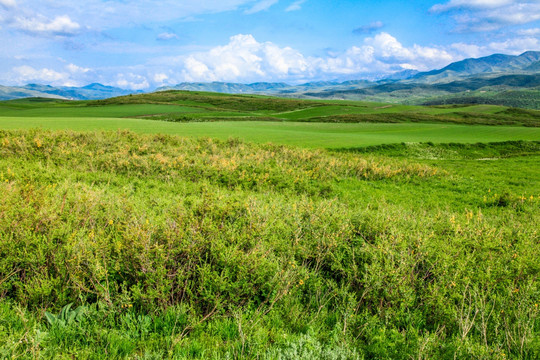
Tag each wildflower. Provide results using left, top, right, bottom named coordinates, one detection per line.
left=109, top=220, right=114, bottom=225
left=299, top=279, right=304, bottom=286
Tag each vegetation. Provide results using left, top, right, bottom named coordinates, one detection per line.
left=0, top=91, right=539, bottom=358
left=0, top=128, right=539, bottom=359
left=1, top=91, right=539, bottom=127
left=419, top=89, right=540, bottom=110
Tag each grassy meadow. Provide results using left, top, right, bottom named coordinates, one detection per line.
left=0, top=91, right=539, bottom=359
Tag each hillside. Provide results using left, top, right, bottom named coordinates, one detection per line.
left=2, top=91, right=540, bottom=128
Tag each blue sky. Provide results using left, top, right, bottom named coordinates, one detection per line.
left=1, top=0, right=540, bottom=89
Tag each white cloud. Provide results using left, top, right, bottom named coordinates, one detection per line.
left=13, top=65, right=68, bottom=84
left=153, top=73, right=169, bottom=84
left=66, top=63, right=90, bottom=73
left=484, top=3, right=540, bottom=25
left=157, top=32, right=179, bottom=41
left=180, top=34, right=309, bottom=82
left=116, top=73, right=150, bottom=90
left=285, top=0, right=306, bottom=12
left=0, top=0, right=16, bottom=9
left=353, top=21, right=384, bottom=35
left=2, top=0, right=264, bottom=32
left=431, top=0, right=540, bottom=32
left=15, top=15, right=80, bottom=36
left=517, top=27, right=540, bottom=35
left=487, top=36, right=540, bottom=54
left=244, top=0, right=279, bottom=14
left=451, top=43, right=484, bottom=58
left=177, top=33, right=461, bottom=83
left=431, top=0, right=514, bottom=12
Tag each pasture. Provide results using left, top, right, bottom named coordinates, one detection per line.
left=0, top=117, right=539, bottom=148
left=0, top=92, right=539, bottom=359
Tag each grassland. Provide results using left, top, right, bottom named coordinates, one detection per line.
left=0, top=92, right=539, bottom=359
left=0, top=91, right=539, bottom=149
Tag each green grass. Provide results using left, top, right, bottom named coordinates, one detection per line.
left=1, top=91, right=539, bottom=358
left=0, top=129, right=539, bottom=359
left=1, top=91, right=539, bottom=128
left=0, top=104, right=205, bottom=118
left=0, top=117, right=539, bottom=148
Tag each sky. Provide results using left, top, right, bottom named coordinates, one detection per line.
left=1, top=0, right=540, bottom=89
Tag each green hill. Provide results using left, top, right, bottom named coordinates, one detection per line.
left=2, top=91, right=540, bottom=127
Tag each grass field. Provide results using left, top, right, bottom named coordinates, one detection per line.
left=0, top=92, right=539, bottom=359
left=0, top=117, right=539, bottom=149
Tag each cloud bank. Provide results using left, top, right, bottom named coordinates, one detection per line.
left=5, top=31, right=538, bottom=89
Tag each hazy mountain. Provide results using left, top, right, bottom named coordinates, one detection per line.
left=412, top=51, right=540, bottom=83
left=382, top=69, right=420, bottom=80
left=157, top=82, right=290, bottom=94
left=1, top=51, right=539, bottom=104
left=525, top=61, right=540, bottom=72
left=0, top=83, right=138, bottom=101
left=0, top=85, right=66, bottom=101
left=303, top=74, right=540, bottom=99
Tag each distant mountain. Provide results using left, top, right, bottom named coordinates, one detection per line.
left=303, top=73, right=540, bottom=99
left=0, top=83, right=138, bottom=101
left=157, top=80, right=377, bottom=96
left=413, top=51, right=540, bottom=83
left=157, top=82, right=290, bottom=94
left=525, top=61, right=540, bottom=72
left=0, top=85, right=65, bottom=101
left=1, top=51, right=539, bottom=107
left=382, top=69, right=420, bottom=81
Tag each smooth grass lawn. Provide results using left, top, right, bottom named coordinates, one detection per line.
left=0, top=116, right=539, bottom=148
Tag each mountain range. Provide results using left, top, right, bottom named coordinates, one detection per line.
left=1, top=51, right=539, bottom=108
left=0, top=83, right=138, bottom=101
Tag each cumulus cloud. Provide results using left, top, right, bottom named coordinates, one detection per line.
left=285, top=0, right=306, bottom=12
left=15, top=15, right=80, bottom=36
left=180, top=34, right=308, bottom=82
left=116, top=73, right=150, bottom=90
left=153, top=73, right=169, bottom=84
left=13, top=65, right=68, bottom=84
left=244, top=0, right=279, bottom=14
left=177, top=33, right=460, bottom=83
left=353, top=21, right=384, bottom=35
left=66, top=63, right=90, bottom=73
